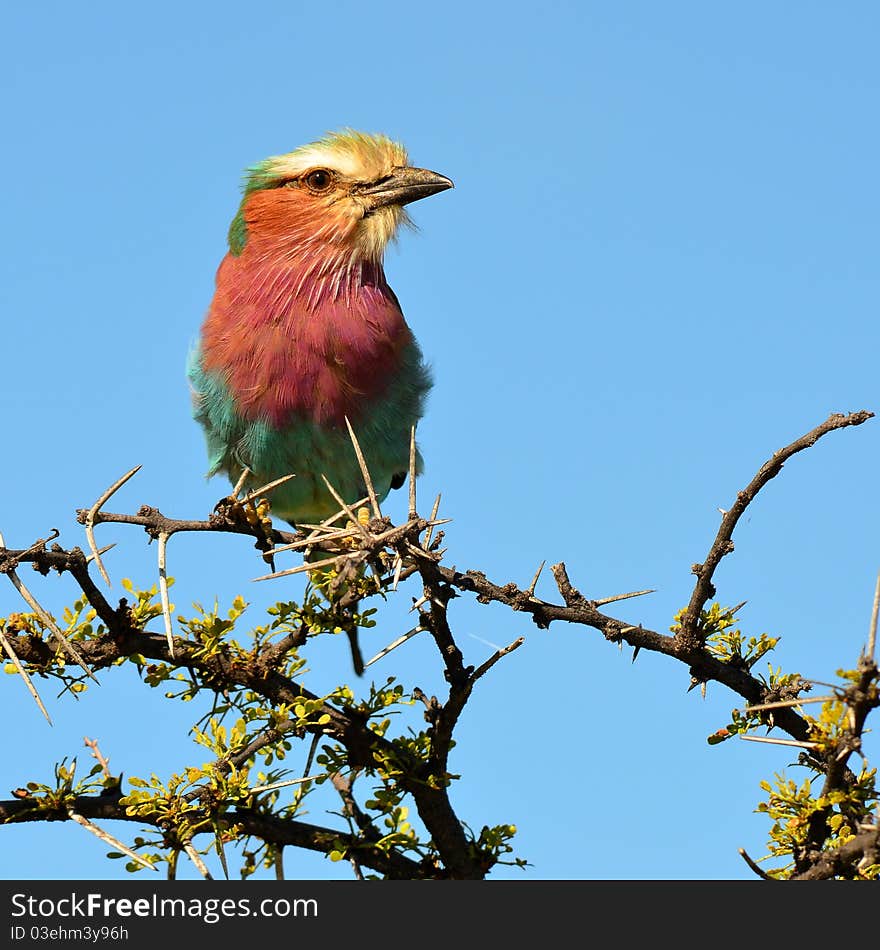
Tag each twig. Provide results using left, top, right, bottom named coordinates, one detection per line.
left=84, top=464, right=142, bottom=586
left=0, top=627, right=52, bottom=724
left=738, top=847, right=773, bottom=880
left=372, top=520, right=447, bottom=549
left=679, top=411, right=873, bottom=648
left=67, top=809, right=157, bottom=871
left=156, top=531, right=175, bottom=659
left=344, top=417, right=381, bottom=519
left=77, top=507, right=293, bottom=546
left=83, top=737, right=112, bottom=779
left=330, top=770, right=377, bottom=847
left=550, top=562, right=584, bottom=607
left=471, top=636, right=525, bottom=683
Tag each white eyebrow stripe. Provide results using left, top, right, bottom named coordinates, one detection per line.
left=260, top=131, right=410, bottom=184
left=269, top=146, right=364, bottom=179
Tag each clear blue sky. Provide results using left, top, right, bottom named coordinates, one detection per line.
left=2, top=1, right=878, bottom=881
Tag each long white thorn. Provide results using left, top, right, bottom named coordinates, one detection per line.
left=0, top=529, right=97, bottom=684
left=408, top=426, right=417, bottom=518
left=252, top=774, right=327, bottom=793
left=67, top=809, right=157, bottom=871
left=296, top=496, right=371, bottom=533
left=183, top=842, right=213, bottom=880
left=525, top=561, right=545, bottom=597
left=85, top=464, right=142, bottom=586
left=425, top=494, right=442, bottom=547
left=267, top=526, right=360, bottom=557
left=744, top=695, right=836, bottom=713
left=740, top=735, right=820, bottom=749
left=867, top=570, right=879, bottom=662
left=252, top=552, right=367, bottom=582
left=231, top=467, right=251, bottom=498
left=391, top=554, right=404, bottom=592
left=246, top=472, right=297, bottom=499
left=364, top=625, right=425, bottom=669
left=344, top=417, right=381, bottom=520
left=157, top=531, right=175, bottom=659
left=320, top=475, right=371, bottom=541
left=0, top=627, right=52, bottom=724
left=85, top=543, right=116, bottom=565
left=593, top=588, right=656, bottom=607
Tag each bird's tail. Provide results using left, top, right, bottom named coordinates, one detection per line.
left=304, top=541, right=366, bottom=677
left=345, top=627, right=365, bottom=677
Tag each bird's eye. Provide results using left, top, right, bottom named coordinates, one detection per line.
left=303, top=169, right=334, bottom=193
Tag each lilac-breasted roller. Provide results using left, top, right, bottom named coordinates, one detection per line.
left=187, top=130, right=452, bottom=670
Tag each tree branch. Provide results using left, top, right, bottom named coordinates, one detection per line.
left=0, top=795, right=423, bottom=879
left=677, top=410, right=873, bottom=650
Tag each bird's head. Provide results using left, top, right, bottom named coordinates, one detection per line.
left=228, top=130, right=453, bottom=267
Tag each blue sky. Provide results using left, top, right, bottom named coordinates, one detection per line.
left=2, top=1, right=878, bottom=880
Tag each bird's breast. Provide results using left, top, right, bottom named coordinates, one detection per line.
left=199, top=253, right=412, bottom=428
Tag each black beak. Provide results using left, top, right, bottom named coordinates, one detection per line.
left=358, top=166, right=454, bottom=211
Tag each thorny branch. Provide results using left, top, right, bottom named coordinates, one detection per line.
left=0, top=793, right=422, bottom=879
left=0, top=410, right=877, bottom=879
left=676, top=410, right=873, bottom=651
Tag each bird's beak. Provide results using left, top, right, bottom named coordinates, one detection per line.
left=358, top=166, right=454, bottom=212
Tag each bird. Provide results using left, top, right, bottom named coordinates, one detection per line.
left=187, top=129, right=453, bottom=674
